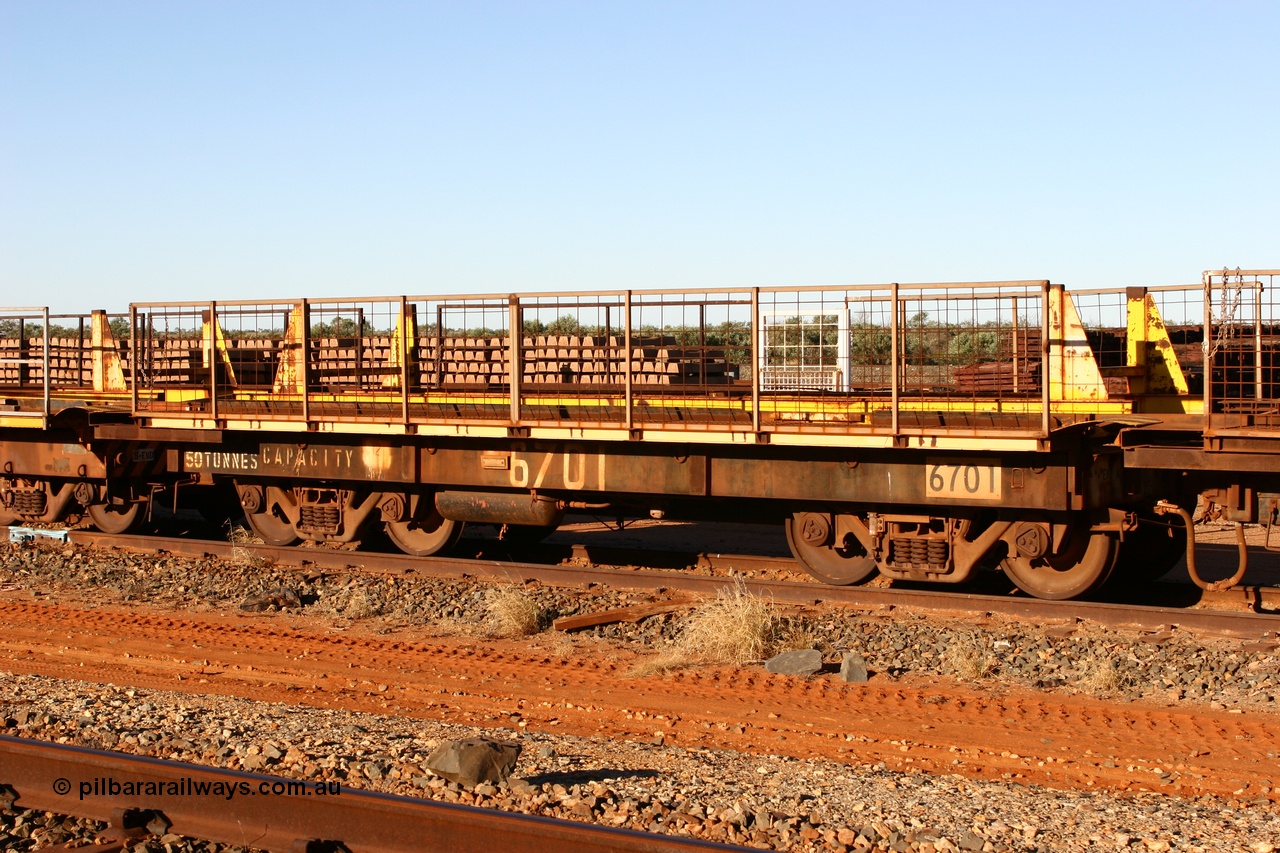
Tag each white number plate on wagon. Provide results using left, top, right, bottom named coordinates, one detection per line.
left=925, top=461, right=1003, bottom=500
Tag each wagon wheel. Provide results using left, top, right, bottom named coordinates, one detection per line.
left=86, top=501, right=147, bottom=534
left=236, top=484, right=300, bottom=546
left=386, top=509, right=463, bottom=557
left=785, top=512, right=878, bottom=586
left=242, top=508, right=300, bottom=547
left=1001, top=524, right=1119, bottom=600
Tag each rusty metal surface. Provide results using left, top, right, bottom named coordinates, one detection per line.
left=1123, top=445, right=1280, bottom=473
left=427, top=445, right=706, bottom=496
left=0, top=438, right=104, bottom=479
left=65, top=530, right=1280, bottom=637
left=129, top=430, right=1099, bottom=509
left=180, top=441, right=417, bottom=482
left=0, top=735, right=750, bottom=853
left=434, top=491, right=563, bottom=526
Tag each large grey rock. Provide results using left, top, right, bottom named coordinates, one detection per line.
left=425, top=737, right=521, bottom=787
left=764, top=648, right=822, bottom=676
left=840, top=652, right=869, bottom=683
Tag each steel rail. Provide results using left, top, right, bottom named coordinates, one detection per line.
left=64, top=530, right=1280, bottom=637
left=0, top=735, right=750, bottom=853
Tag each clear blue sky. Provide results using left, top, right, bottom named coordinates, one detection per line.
left=2, top=1, right=1276, bottom=314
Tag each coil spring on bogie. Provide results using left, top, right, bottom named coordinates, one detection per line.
left=298, top=504, right=341, bottom=534
left=888, top=537, right=948, bottom=568
left=10, top=489, right=47, bottom=516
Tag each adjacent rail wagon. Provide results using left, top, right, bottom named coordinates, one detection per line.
left=2, top=269, right=1276, bottom=600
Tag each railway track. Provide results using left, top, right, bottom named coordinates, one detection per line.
left=0, top=734, right=751, bottom=853
left=62, top=529, right=1280, bottom=638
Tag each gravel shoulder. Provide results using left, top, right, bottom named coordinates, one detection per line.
left=2, top=537, right=1280, bottom=852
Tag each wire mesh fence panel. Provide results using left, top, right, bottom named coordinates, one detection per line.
left=413, top=296, right=512, bottom=422
left=210, top=302, right=296, bottom=417
left=119, top=281, right=1094, bottom=437
left=0, top=312, right=134, bottom=393
left=893, top=286, right=1045, bottom=433
left=1205, top=269, right=1280, bottom=431
left=627, top=291, right=752, bottom=430
left=1069, top=289, right=1130, bottom=397
left=1148, top=284, right=1205, bottom=395
left=131, top=305, right=210, bottom=413
left=759, top=287, right=872, bottom=432
left=514, top=294, right=629, bottom=425
left=1058, top=283, right=1203, bottom=399
left=303, top=299, right=406, bottom=420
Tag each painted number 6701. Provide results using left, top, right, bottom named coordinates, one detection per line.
left=925, top=461, right=1002, bottom=500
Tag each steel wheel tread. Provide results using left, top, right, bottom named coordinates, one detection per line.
left=785, top=513, right=878, bottom=586
left=86, top=502, right=147, bottom=535
left=1001, top=527, right=1119, bottom=600
left=386, top=511, right=463, bottom=557
left=243, top=509, right=300, bottom=547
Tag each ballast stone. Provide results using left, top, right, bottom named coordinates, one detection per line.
left=764, top=649, right=822, bottom=676
left=426, top=737, right=522, bottom=787
left=840, top=652, right=869, bottom=683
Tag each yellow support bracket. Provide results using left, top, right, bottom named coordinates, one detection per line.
left=200, top=309, right=239, bottom=388
left=1125, top=287, right=1188, bottom=396
left=383, top=302, right=417, bottom=389
left=273, top=304, right=307, bottom=394
left=90, top=311, right=126, bottom=393
left=1048, top=286, right=1108, bottom=402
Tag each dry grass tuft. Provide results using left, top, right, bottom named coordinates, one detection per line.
left=340, top=586, right=385, bottom=620
left=676, top=578, right=779, bottom=665
left=485, top=586, right=542, bottom=638
left=422, top=615, right=474, bottom=637
left=1080, top=655, right=1124, bottom=695
left=941, top=632, right=993, bottom=681
left=627, top=651, right=692, bottom=678
left=225, top=524, right=268, bottom=568
left=773, top=624, right=821, bottom=655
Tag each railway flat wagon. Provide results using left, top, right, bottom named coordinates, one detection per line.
left=1, top=270, right=1274, bottom=600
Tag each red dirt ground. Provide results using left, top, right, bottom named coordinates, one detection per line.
left=1, top=593, right=1277, bottom=803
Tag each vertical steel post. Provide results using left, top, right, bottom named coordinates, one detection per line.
left=355, top=307, right=365, bottom=391
left=209, top=302, right=218, bottom=422
left=890, top=284, right=899, bottom=437
left=1255, top=281, right=1264, bottom=401
left=1041, top=282, right=1052, bottom=439
left=1011, top=296, right=1020, bottom=395
left=400, top=297, right=410, bottom=426
left=509, top=295, right=522, bottom=425
left=435, top=305, right=445, bottom=388
left=1203, top=271, right=1213, bottom=435
left=301, top=299, right=311, bottom=426
left=751, top=288, right=760, bottom=435
left=211, top=300, right=221, bottom=420
left=129, top=307, right=139, bottom=414
left=17, top=318, right=26, bottom=386
left=41, top=307, right=50, bottom=422
left=624, top=291, right=633, bottom=432
left=77, top=316, right=85, bottom=387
